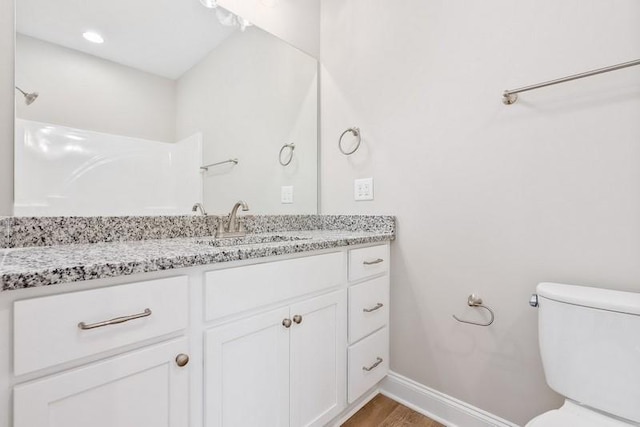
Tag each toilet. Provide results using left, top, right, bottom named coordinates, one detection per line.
left=526, top=282, right=640, bottom=427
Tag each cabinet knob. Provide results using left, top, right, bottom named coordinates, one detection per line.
left=282, top=318, right=292, bottom=328
left=175, top=353, right=190, bottom=367
left=292, top=314, right=303, bottom=324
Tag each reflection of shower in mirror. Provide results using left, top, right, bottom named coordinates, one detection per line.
left=15, top=86, right=38, bottom=105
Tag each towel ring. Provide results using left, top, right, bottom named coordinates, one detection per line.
left=338, top=127, right=361, bottom=155
left=279, top=143, right=295, bottom=166
left=453, top=294, right=495, bottom=327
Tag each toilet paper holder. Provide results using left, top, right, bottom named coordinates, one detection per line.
left=453, top=294, right=495, bottom=327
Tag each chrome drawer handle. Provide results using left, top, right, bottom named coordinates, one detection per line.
left=362, top=357, right=383, bottom=372
left=282, top=318, right=292, bottom=328
left=363, top=258, right=384, bottom=265
left=78, top=308, right=152, bottom=330
left=292, top=314, right=303, bottom=324
left=363, top=303, right=384, bottom=313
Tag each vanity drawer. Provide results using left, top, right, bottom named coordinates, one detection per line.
left=348, top=326, right=389, bottom=403
left=204, top=252, right=345, bottom=321
left=349, top=276, right=389, bottom=344
left=14, top=276, right=188, bottom=376
left=348, top=244, right=389, bottom=282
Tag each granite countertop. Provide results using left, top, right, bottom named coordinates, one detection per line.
left=0, top=230, right=394, bottom=291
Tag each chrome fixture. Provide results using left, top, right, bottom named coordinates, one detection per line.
left=363, top=303, right=384, bottom=313
left=362, top=357, right=383, bottom=372
left=282, top=318, right=292, bottom=328
left=78, top=308, right=152, bottom=330
left=292, top=314, right=303, bottom=324
left=529, top=294, right=539, bottom=307
left=175, top=353, right=190, bottom=367
left=199, top=0, right=252, bottom=31
left=363, top=258, right=384, bottom=265
left=279, top=143, right=295, bottom=166
left=503, top=58, right=640, bottom=105
left=453, top=294, right=495, bottom=327
left=192, top=203, right=207, bottom=216
left=200, top=158, right=238, bottom=172
left=15, top=86, right=38, bottom=105
left=338, top=127, right=361, bottom=155
left=216, top=200, right=249, bottom=238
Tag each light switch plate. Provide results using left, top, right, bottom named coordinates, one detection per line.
left=354, top=178, right=374, bottom=201
left=281, top=186, right=294, bottom=204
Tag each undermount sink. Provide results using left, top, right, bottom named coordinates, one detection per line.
left=194, top=234, right=312, bottom=247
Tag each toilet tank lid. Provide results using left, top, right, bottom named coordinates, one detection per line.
left=537, top=282, right=640, bottom=315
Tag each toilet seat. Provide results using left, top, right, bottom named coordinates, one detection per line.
left=526, top=401, right=638, bottom=427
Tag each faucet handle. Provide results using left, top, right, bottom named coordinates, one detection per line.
left=216, top=217, right=225, bottom=235
left=237, top=219, right=245, bottom=233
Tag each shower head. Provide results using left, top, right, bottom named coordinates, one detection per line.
left=15, top=86, right=39, bottom=105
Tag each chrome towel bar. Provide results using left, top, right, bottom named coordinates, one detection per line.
left=503, top=58, right=640, bottom=105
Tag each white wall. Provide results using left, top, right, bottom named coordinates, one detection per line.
left=0, top=0, right=14, bottom=215
left=217, top=0, right=319, bottom=58
left=176, top=27, right=317, bottom=215
left=320, top=0, right=640, bottom=425
left=15, top=34, right=176, bottom=142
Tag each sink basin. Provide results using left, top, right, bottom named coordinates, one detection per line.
left=194, top=234, right=311, bottom=247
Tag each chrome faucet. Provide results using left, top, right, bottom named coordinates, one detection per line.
left=192, top=203, right=207, bottom=216
left=216, top=200, right=249, bottom=238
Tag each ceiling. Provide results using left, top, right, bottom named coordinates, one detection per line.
left=16, top=0, right=236, bottom=79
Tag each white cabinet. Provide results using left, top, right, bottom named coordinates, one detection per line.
left=14, top=276, right=189, bottom=375
left=289, top=291, right=347, bottom=427
left=205, top=307, right=291, bottom=427
left=7, top=243, right=391, bottom=427
left=346, top=244, right=391, bottom=403
left=14, top=338, right=190, bottom=427
left=205, top=290, right=347, bottom=427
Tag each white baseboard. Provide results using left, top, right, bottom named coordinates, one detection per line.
left=380, top=371, right=520, bottom=427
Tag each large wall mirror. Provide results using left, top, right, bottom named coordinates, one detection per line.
left=14, top=0, right=318, bottom=216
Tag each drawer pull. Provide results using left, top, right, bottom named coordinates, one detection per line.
left=293, top=314, right=303, bottom=324
left=362, top=357, right=383, bottom=372
left=78, top=308, right=152, bottom=330
left=282, top=318, right=292, bottom=328
left=363, top=258, right=384, bottom=266
left=363, top=303, right=384, bottom=313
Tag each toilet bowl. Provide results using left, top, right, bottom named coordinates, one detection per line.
left=527, top=283, right=640, bottom=427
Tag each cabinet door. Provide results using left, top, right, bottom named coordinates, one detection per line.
left=205, top=307, right=290, bottom=427
left=289, top=290, right=347, bottom=427
left=14, top=338, right=190, bottom=427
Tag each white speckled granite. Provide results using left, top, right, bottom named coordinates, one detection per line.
left=0, top=217, right=9, bottom=249
left=3, top=216, right=220, bottom=248
left=2, top=215, right=395, bottom=248
left=1, top=230, right=394, bottom=291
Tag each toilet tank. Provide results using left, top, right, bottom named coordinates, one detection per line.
left=537, top=282, right=640, bottom=423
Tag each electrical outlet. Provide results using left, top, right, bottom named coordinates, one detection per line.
left=354, top=178, right=374, bottom=201
left=281, top=186, right=294, bottom=204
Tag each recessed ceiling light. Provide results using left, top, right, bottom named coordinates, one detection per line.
left=82, top=31, right=104, bottom=44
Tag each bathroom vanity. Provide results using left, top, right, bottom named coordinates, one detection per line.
left=0, top=215, right=394, bottom=427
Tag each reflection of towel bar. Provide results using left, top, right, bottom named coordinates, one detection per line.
left=279, top=143, right=295, bottom=166
left=453, top=294, right=495, bottom=327
left=200, top=158, right=238, bottom=171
